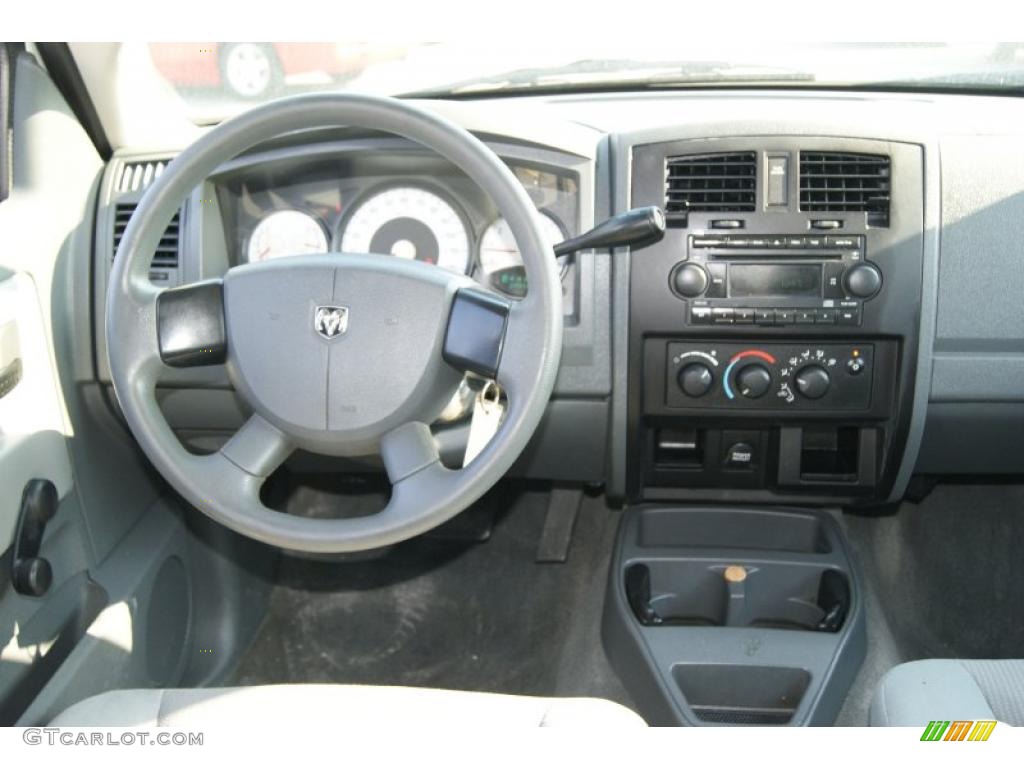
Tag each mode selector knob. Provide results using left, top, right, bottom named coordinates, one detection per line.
left=736, top=364, right=772, bottom=399
left=672, top=263, right=709, bottom=298
left=794, top=365, right=831, bottom=400
left=843, top=262, right=882, bottom=299
left=678, top=362, right=714, bottom=397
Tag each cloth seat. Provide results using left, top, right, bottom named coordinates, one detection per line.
left=50, top=684, right=646, bottom=728
left=870, top=659, right=1024, bottom=726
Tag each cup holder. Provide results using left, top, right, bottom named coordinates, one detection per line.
left=625, top=561, right=850, bottom=632
left=626, top=562, right=726, bottom=626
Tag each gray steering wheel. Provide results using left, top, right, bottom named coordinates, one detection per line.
left=107, top=94, right=563, bottom=553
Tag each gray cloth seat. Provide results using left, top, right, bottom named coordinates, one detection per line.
left=51, top=685, right=646, bottom=728
left=871, top=659, right=1024, bottom=726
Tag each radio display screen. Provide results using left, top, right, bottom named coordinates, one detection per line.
left=729, top=263, right=822, bottom=298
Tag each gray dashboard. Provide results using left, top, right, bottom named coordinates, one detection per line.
left=93, top=91, right=1024, bottom=493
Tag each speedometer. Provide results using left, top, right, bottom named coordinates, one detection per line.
left=479, top=211, right=568, bottom=298
left=247, top=210, right=328, bottom=262
left=340, top=186, right=471, bottom=275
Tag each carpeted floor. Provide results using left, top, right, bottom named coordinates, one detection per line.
left=836, top=482, right=1024, bottom=725
left=232, top=479, right=1024, bottom=725
left=232, top=481, right=633, bottom=706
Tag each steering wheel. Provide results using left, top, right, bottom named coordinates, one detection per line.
left=107, top=94, right=563, bottom=553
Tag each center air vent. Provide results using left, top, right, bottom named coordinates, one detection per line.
left=112, top=203, right=181, bottom=271
left=665, top=152, right=757, bottom=221
left=799, top=152, right=891, bottom=226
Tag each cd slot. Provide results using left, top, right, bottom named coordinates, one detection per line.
left=691, top=235, right=863, bottom=251
left=708, top=250, right=844, bottom=260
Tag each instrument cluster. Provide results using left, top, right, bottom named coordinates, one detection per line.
left=215, top=155, right=579, bottom=307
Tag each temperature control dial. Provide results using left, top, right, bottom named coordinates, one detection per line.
left=678, top=362, right=714, bottom=397
left=735, top=364, right=772, bottom=399
left=794, top=365, right=831, bottom=400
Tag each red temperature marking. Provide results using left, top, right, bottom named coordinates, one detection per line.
left=729, top=349, right=777, bottom=364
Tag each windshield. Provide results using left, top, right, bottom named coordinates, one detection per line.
left=138, top=42, right=1024, bottom=124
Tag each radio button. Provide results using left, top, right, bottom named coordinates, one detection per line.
left=837, top=308, right=861, bottom=326
left=775, top=309, right=795, bottom=325
left=826, top=236, right=858, bottom=248
left=735, top=308, right=755, bottom=324
left=755, top=309, right=775, bottom=325
left=728, top=237, right=750, bottom=247
left=824, top=263, right=846, bottom=298
left=690, top=306, right=713, bottom=324
left=706, top=263, right=727, bottom=298
left=748, top=238, right=769, bottom=247
left=692, top=237, right=727, bottom=248
left=786, top=237, right=806, bottom=248
left=805, top=236, right=825, bottom=248
left=795, top=310, right=816, bottom=324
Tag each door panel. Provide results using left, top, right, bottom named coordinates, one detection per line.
left=0, top=273, right=74, bottom=553
left=0, top=48, right=103, bottom=724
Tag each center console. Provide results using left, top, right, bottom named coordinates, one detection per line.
left=603, top=504, right=865, bottom=726
left=626, top=137, right=924, bottom=506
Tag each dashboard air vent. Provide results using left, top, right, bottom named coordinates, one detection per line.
left=112, top=203, right=181, bottom=269
left=116, top=160, right=168, bottom=193
left=799, top=152, right=891, bottom=226
left=665, top=152, right=757, bottom=221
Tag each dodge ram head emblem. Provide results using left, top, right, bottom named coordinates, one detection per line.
left=314, top=305, right=349, bottom=339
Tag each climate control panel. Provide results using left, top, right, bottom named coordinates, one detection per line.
left=665, top=341, right=874, bottom=411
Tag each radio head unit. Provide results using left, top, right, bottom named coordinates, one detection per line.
left=670, top=233, right=882, bottom=327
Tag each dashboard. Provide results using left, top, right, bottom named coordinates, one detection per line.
left=93, top=91, right=1024, bottom=505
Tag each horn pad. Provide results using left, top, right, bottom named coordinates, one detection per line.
left=223, top=255, right=464, bottom=456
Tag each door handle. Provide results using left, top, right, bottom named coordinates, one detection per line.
left=11, top=479, right=58, bottom=597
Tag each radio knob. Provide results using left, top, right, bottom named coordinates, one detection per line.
left=736, top=364, right=772, bottom=399
left=678, top=362, right=714, bottom=397
left=794, top=365, right=831, bottom=400
left=672, top=263, right=709, bottom=298
left=843, top=262, right=882, bottom=299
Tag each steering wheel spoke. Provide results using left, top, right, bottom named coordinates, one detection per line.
left=380, top=421, right=441, bottom=484
left=220, top=413, right=293, bottom=478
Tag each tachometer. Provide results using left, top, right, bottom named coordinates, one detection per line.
left=479, top=211, right=567, bottom=298
left=247, top=210, right=328, bottom=262
left=340, top=186, right=471, bottom=275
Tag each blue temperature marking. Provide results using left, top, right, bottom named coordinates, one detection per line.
left=723, top=359, right=739, bottom=399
